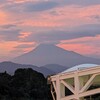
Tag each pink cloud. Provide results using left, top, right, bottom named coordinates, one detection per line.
left=0, top=11, right=8, bottom=25
left=19, top=32, right=32, bottom=39
left=57, top=35, right=100, bottom=58
left=38, top=5, right=100, bottom=29
left=3, top=4, right=100, bottom=29
left=0, top=41, right=35, bottom=60
left=21, top=19, right=63, bottom=28
left=8, top=0, right=34, bottom=4
left=19, top=4, right=100, bottom=30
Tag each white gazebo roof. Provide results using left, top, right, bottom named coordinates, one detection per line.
left=50, top=64, right=100, bottom=100
left=61, top=64, right=99, bottom=73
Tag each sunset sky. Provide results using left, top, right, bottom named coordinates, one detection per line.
left=0, top=0, right=100, bottom=61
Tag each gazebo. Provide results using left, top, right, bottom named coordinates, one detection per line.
left=49, top=64, right=100, bottom=100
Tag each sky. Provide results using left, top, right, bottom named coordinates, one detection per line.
left=0, top=0, right=100, bottom=61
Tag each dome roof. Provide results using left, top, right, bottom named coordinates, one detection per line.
left=61, top=64, right=99, bottom=73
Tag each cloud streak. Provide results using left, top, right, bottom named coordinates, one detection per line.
left=58, top=35, right=100, bottom=58
left=61, top=0, right=100, bottom=6
left=27, top=24, right=100, bottom=43
left=0, top=29, right=20, bottom=41
left=23, top=1, right=59, bottom=12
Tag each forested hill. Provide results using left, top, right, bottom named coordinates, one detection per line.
left=0, top=68, right=52, bottom=100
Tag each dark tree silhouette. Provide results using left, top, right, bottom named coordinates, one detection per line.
left=0, top=68, right=52, bottom=100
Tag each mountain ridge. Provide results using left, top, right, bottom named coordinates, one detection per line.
left=12, top=44, right=100, bottom=67
left=0, top=61, right=67, bottom=76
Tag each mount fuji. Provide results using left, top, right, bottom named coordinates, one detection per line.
left=12, top=44, right=100, bottom=67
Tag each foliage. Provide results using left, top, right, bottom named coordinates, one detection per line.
left=0, top=68, right=52, bottom=100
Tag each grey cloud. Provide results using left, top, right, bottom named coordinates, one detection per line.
left=61, top=0, right=100, bottom=6
left=23, top=1, right=59, bottom=12
left=2, top=0, right=100, bottom=14
left=0, top=0, right=7, bottom=4
left=90, top=15, right=100, bottom=21
left=26, top=24, right=100, bottom=43
left=2, top=1, right=58, bottom=13
left=1, top=3, right=22, bottom=13
left=1, top=24, right=99, bottom=43
left=49, top=11, right=60, bottom=16
left=0, top=24, right=16, bottom=29
left=0, top=29, right=20, bottom=41
left=62, top=39, right=100, bottom=45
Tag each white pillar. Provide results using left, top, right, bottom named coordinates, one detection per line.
left=74, top=71, right=80, bottom=100
left=60, top=83, right=65, bottom=97
left=80, top=77, right=84, bottom=100
left=56, top=75, right=61, bottom=100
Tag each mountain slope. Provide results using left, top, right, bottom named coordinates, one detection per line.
left=0, top=61, right=65, bottom=76
left=12, top=44, right=100, bottom=67
left=0, top=61, right=39, bottom=75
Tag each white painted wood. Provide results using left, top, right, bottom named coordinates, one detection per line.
left=80, top=74, right=97, bottom=93
left=52, top=81, right=57, bottom=94
left=51, top=90, right=56, bottom=100
left=60, top=83, right=65, bottom=97
left=61, top=95, right=75, bottom=100
left=79, top=88, right=100, bottom=98
left=61, top=80, right=75, bottom=94
left=56, top=75, right=61, bottom=100
left=50, top=65, right=100, bottom=100
left=74, top=71, right=80, bottom=100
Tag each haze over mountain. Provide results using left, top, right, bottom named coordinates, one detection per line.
left=0, top=61, right=66, bottom=76
left=41, top=64, right=67, bottom=74
left=12, top=44, right=100, bottom=67
left=0, top=61, right=39, bottom=75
